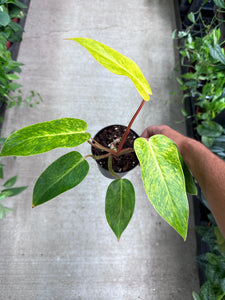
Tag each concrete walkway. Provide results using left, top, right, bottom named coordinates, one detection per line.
left=0, top=0, right=199, bottom=299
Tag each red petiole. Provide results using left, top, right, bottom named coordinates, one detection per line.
left=117, top=99, right=145, bottom=153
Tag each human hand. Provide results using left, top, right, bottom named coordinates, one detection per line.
left=140, top=125, right=186, bottom=154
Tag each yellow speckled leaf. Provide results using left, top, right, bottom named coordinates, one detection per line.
left=134, top=136, right=189, bottom=240
left=1, top=118, right=91, bottom=156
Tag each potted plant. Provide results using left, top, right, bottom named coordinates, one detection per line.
left=0, top=38, right=197, bottom=240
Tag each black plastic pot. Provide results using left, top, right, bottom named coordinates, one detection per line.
left=91, top=124, right=139, bottom=179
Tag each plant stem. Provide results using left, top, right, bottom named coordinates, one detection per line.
left=88, top=139, right=117, bottom=155
left=117, top=99, right=145, bottom=153
left=108, top=155, right=121, bottom=179
left=83, top=153, right=111, bottom=160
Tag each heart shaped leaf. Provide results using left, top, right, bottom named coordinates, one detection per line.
left=105, top=178, right=135, bottom=240
left=33, top=151, right=89, bottom=207
left=68, top=37, right=152, bottom=101
left=197, top=120, right=223, bottom=138
left=1, top=118, right=91, bottom=156
left=134, top=136, right=189, bottom=240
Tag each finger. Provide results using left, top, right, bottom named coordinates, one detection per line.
left=140, top=126, right=157, bottom=138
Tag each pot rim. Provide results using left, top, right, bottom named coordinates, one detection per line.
left=91, top=124, right=139, bottom=178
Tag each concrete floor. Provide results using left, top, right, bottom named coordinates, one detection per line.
left=0, top=0, right=199, bottom=299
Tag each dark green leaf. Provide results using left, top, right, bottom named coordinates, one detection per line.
left=208, top=44, right=225, bottom=65
left=206, top=264, right=221, bottom=288
left=0, top=11, right=10, bottom=26
left=33, top=151, right=89, bottom=207
left=216, top=293, right=225, bottom=300
left=178, top=152, right=197, bottom=195
left=200, top=281, right=215, bottom=300
left=0, top=164, right=4, bottom=179
left=214, top=227, right=225, bottom=253
left=1, top=118, right=91, bottom=156
left=1, top=186, right=27, bottom=197
left=8, top=20, right=23, bottom=33
left=134, top=136, right=189, bottom=240
left=202, top=136, right=215, bottom=148
left=220, top=278, right=225, bottom=293
left=3, top=175, right=17, bottom=187
left=197, top=121, right=223, bottom=138
left=7, top=0, right=27, bottom=9
left=9, top=6, right=25, bottom=19
left=105, top=178, right=135, bottom=240
left=196, top=253, right=208, bottom=272
left=206, top=253, right=220, bottom=266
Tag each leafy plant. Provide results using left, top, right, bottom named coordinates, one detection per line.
left=0, top=38, right=197, bottom=240
left=0, top=173, right=27, bottom=218
left=0, top=1, right=43, bottom=108
left=173, top=5, right=225, bottom=146
left=0, top=0, right=27, bottom=43
left=0, top=0, right=42, bottom=219
left=192, top=214, right=225, bottom=300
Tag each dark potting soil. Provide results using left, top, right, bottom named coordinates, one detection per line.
left=91, top=125, right=139, bottom=173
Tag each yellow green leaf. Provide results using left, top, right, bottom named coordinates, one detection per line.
left=134, top=136, right=189, bottom=240
left=68, top=37, right=152, bottom=101
left=1, top=118, right=91, bottom=156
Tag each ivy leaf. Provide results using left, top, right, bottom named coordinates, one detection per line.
left=208, top=44, right=225, bottom=65
left=197, top=120, right=223, bottom=138
left=68, top=37, right=152, bottom=101
left=188, top=12, right=195, bottom=23
left=105, top=179, right=135, bottom=240
left=33, top=151, right=89, bottom=207
left=214, top=0, right=225, bottom=8
left=134, top=136, right=189, bottom=240
left=1, top=118, right=91, bottom=156
left=202, top=136, right=215, bottom=148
